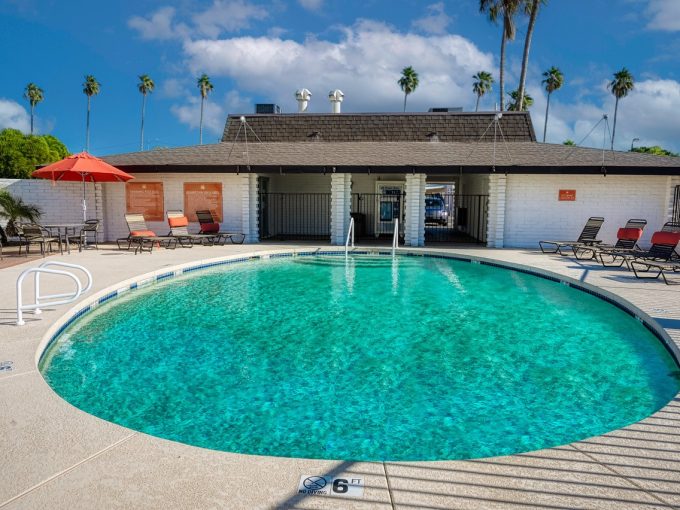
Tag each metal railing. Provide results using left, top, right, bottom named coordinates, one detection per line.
left=673, top=185, right=680, bottom=224
left=258, top=192, right=331, bottom=240
left=425, top=193, right=488, bottom=244
left=345, top=216, right=355, bottom=256
left=16, top=261, right=93, bottom=326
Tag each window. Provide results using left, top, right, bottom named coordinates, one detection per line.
left=184, top=183, right=223, bottom=222
left=125, top=182, right=164, bottom=221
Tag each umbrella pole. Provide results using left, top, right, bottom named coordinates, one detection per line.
left=82, top=175, right=87, bottom=222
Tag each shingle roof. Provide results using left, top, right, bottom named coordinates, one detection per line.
left=221, top=112, right=537, bottom=143
left=104, top=141, right=680, bottom=171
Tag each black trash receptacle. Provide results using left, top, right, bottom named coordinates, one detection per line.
left=350, top=213, right=366, bottom=238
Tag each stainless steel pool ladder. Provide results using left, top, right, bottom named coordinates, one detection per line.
left=345, top=216, right=355, bottom=256
left=392, top=219, right=399, bottom=256
left=16, top=261, right=93, bottom=326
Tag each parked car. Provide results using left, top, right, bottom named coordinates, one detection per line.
left=425, top=196, right=449, bottom=225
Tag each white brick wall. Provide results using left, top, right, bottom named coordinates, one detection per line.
left=330, top=173, right=351, bottom=245
left=486, top=174, right=505, bottom=248
left=103, top=173, right=246, bottom=242
left=0, top=178, right=100, bottom=235
left=404, top=174, right=426, bottom=246
left=504, top=174, right=671, bottom=248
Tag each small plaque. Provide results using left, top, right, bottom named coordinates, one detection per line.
left=297, top=475, right=364, bottom=499
left=559, top=189, right=576, bottom=201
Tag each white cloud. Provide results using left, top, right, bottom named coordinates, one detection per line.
left=646, top=0, right=680, bottom=31
left=412, top=2, right=451, bottom=35
left=128, top=7, right=189, bottom=41
left=298, top=0, right=323, bottom=11
left=0, top=99, right=31, bottom=133
left=128, top=2, right=268, bottom=41
left=192, top=0, right=269, bottom=38
left=531, top=79, right=680, bottom=152
left=159, top=78, right=187, bottom=99
left=182, top=20, right=494, bottom=113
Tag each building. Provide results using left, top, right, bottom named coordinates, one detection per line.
left=100, top=110, right=680, bottom=248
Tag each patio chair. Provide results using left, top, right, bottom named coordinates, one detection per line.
left=0, top=223, right=29, bottom=257
left=572, top=218, right=647, bottom=260
left=629, top=259, right=680, bottom=285
left=21, top=224, right=63, bottom=257
left=597, top=228, right=680, bottom=269
left=167, top=211, right=217, bottom=247
left=597, top=221, right=680, bottom=267
left=66, top=219, right=100, bottom=252
left=117, top=213, right=178, bottom=254
left=195, top=209, right=245, bottom=245
left=538, top=217, right=605, bottom=256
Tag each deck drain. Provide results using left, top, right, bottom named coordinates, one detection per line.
left=0, top=361, right=14, bottom=372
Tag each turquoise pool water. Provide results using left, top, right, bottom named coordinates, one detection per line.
left=41, top=255, right=680, bottom=461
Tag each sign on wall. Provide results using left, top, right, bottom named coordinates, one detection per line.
left=126, top=182, right=164, bottom=221
left=184, top=182, right=223, bottom=222
left=558, top=189, right=576, bottom=201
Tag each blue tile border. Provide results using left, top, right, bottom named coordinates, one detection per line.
left=38, top=250, right=680, bottom=367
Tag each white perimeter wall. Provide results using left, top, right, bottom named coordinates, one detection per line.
left=0, top=178, right=100, bottom=231
left=103, top=173, right=246, bottom=242
left=503, top=174, right=672, bottom=248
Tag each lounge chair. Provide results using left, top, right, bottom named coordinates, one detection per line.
left=167, top=211, right=217, bottom=247
left=117, top=213, right=178, bottom=254
left=597, top=227, right=680, bottom=269
left=538, top=217, right=604, bottom=256
left=195, top=210, right=245, bottom=245
left=630, top=259, right=680, bottom=285
left=572, top=218, right=647, bottom=260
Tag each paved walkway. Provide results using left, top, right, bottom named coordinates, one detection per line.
left=0, top=243, right=679, bottom=509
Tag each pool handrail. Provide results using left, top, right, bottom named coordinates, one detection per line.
left=392, top=218, right=399, bottom=256
left=345, top=216, right=355, bottom=256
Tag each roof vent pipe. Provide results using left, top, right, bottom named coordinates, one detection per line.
left=329, top=89, right=344, bottom=114
left=295, top=88, right=312, bottom=113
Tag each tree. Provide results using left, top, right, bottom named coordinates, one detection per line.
left=0, top=189, right=42, bottom=241
left=541, top=66, right=564, bottom=142
left=517, top=0, right=546, bottom=111
left=563, top=139, right=576, bottom=146
left=472, top=71, right=494, bottom=112
left=197, top=73, right=214, bottom=145
left=83, top=75, right=101, bottom=152
left=631, top=145, right=678, bottom=157
left=138, top=74, right=155, bottom=151
left=0, top=128, right=69, bottom=179
left=507, top=89, right=533, bottom=111
left=398, top=66, right=419, bottom=112
left=608, top=68, right=634, bottom=150
left=480, top=0, right=521, bottom=111
left=23, top=83, right=44, bottom=135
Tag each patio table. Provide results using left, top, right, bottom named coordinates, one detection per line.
left=43, top=223, right=85, bottom=254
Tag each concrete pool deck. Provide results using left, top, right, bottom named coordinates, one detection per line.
left=0, top=243, right=679, bottom=510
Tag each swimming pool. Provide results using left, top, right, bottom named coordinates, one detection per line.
left=40, top=254, right=680, bottom=461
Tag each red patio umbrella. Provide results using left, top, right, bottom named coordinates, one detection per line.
left=33, top=151, right=134, bottom=221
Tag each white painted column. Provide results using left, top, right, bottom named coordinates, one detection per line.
left=330, top=173, right=352, bottom=245
left=404, top=174, right=426, bottom=247
left=486, top=173, right=507, bottom=248
left=239, top=173, right=259, bottom=243
left=665, top=175, right=680, bottom=223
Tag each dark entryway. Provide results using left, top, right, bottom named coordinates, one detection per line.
left=350, top=192, right=405, bottom=240
left=424, top=193, right=488, bottom=244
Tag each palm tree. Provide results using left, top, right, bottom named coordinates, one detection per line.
left=82, top=75, right=101, bottom=152
left=608, top=67, right=634, bottom=150
left=507, top=89, right=533, bottom=111
left=398, top=66, right=419, bottom=112
left=23, top=83, right=44, bottom=135
left=480, top=0, right=521, bottom=111
left=541, top=66, right=564, bottom=142
left=138, top=74, right=155, bottom=151
left=517, top=0, right=546, bottom=111
left=197, top=73, right=214, bottom=145
left=0, top=190, right=42, bottom=242
left=472, top=71, right=494, bottom=111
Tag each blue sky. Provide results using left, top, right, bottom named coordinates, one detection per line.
left=1, top=0, right=679, bottom=154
